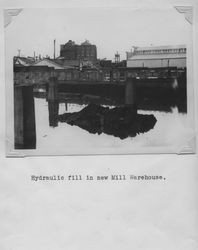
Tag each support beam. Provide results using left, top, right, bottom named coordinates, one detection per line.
left=125, top=78, right=137, bottom=107
left=48, top=101, right=59, bottom=127
left=14, top=86, right=24, bottom=148
left=47, top=77, right=58, bottom=101
left=14, top=85, right=36, bottom=149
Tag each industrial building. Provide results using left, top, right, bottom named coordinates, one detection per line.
left=58, top=40, right=97, bottom=67
left=126, top=45, right=186, bottom=68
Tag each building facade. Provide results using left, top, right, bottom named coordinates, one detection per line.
left=60, top=40, right=97, bottom=63
left=60, top=40, right=77, bottom=60
left=126, top=45, right=186, bottom=68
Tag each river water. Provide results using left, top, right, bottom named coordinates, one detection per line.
left=34, top=97, right=191, bottom=154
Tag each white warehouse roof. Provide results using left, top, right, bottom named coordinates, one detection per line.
left=134, top=44, right=186, bottom=51
left=127, top=53, right=186, bottom=61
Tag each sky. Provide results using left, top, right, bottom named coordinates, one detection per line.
left=5, top=6, right=192, bottom=60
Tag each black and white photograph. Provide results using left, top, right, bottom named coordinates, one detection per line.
left=5, top=5, right=195, bottom=155
left=1, top=2, right=198, bottom=250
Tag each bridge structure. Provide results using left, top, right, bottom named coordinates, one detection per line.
left=14, top=65, right=186, bottom=148
left=14, top=66, right=137, bottom=148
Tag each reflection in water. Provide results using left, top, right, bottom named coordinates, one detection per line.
left=44, top=86, right=186, bottom=139
left=58, top=104, right=157, bottom=139
left=136, top=87, right=187, bottom=113
left=32, top=82, right=187, bottom=148
left=48, top=101, right=59, bottom=127
left=34, top=97, right=188, bottom=151
left=34, top=84, right=187, bottom=114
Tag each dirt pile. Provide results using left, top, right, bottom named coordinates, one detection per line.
left=59, top=104, right=157, bottom=139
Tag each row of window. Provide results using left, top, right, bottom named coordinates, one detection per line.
left=135, top=48, right=186, bottom=55
left=79, top=52, right=95, bottom=57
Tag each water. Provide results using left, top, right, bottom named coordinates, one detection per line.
left=34, top=97, right=189, bottom=153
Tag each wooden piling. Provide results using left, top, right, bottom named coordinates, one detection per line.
left=14, top=85, right=36, bottom=149
left=23, top=86, right=36, bottom=149
left=47, top=77, right=59, bottom=127
left=65, top=102, right=68, bottom=111
left=48, top=101, right=59, bottom=127
left=125, top=78, right=137, bottom=112
left=45, top=82, right=49, bottom=101
left=14, top=86, right=24, bottom=149
left=47, top=77, right=58, bottom=101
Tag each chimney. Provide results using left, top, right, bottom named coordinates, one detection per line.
left=18, top=49, right=21, bottom=57
left=54, top=39, right=56, bottom=59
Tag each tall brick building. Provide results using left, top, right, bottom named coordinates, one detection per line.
left=60, top=40, right=97, bottom=63
left=60, top=40, right=77, bottom=60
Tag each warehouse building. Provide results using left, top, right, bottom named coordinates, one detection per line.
left=126, top=45, right=186, bottom=68
left=59, top=40, right=97, bottom=67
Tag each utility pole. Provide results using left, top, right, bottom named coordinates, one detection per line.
left=54, top=39, right=56, bottom=59
left=18, top=49, right=21, bottom=57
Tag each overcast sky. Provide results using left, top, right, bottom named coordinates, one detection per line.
left=5, top=6, right=191, bottom=60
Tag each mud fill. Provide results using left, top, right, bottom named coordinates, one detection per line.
left=59, top=104, right=157, bottom=139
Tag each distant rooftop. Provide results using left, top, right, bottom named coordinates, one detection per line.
left=135, top=45, right=186, bottom=51
left=14, top=56, right=35, bottom=66
left=126, top=45, right=187, bottom=60
left=127, top=53, right=186, bottom=61
left=62, top=39, right=94, bottom=47
left=81, top=40, right=91, bottom=45
left=65, top=40, right=76, bottom=46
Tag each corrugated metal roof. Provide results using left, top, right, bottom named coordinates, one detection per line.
left=127, top=53, right=186, bottom=60
left=135, top=44, right=186, bottom=51
left=14, top=57, right=35, bottom=66
left=34, top=58, right=65, bottom=69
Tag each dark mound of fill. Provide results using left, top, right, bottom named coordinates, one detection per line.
left=59, top=104, right=157, bottom=139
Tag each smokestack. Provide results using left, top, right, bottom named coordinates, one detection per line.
left=54, top=39, right=56, bottom=59
left=18, top=49, right=21, bottom=57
